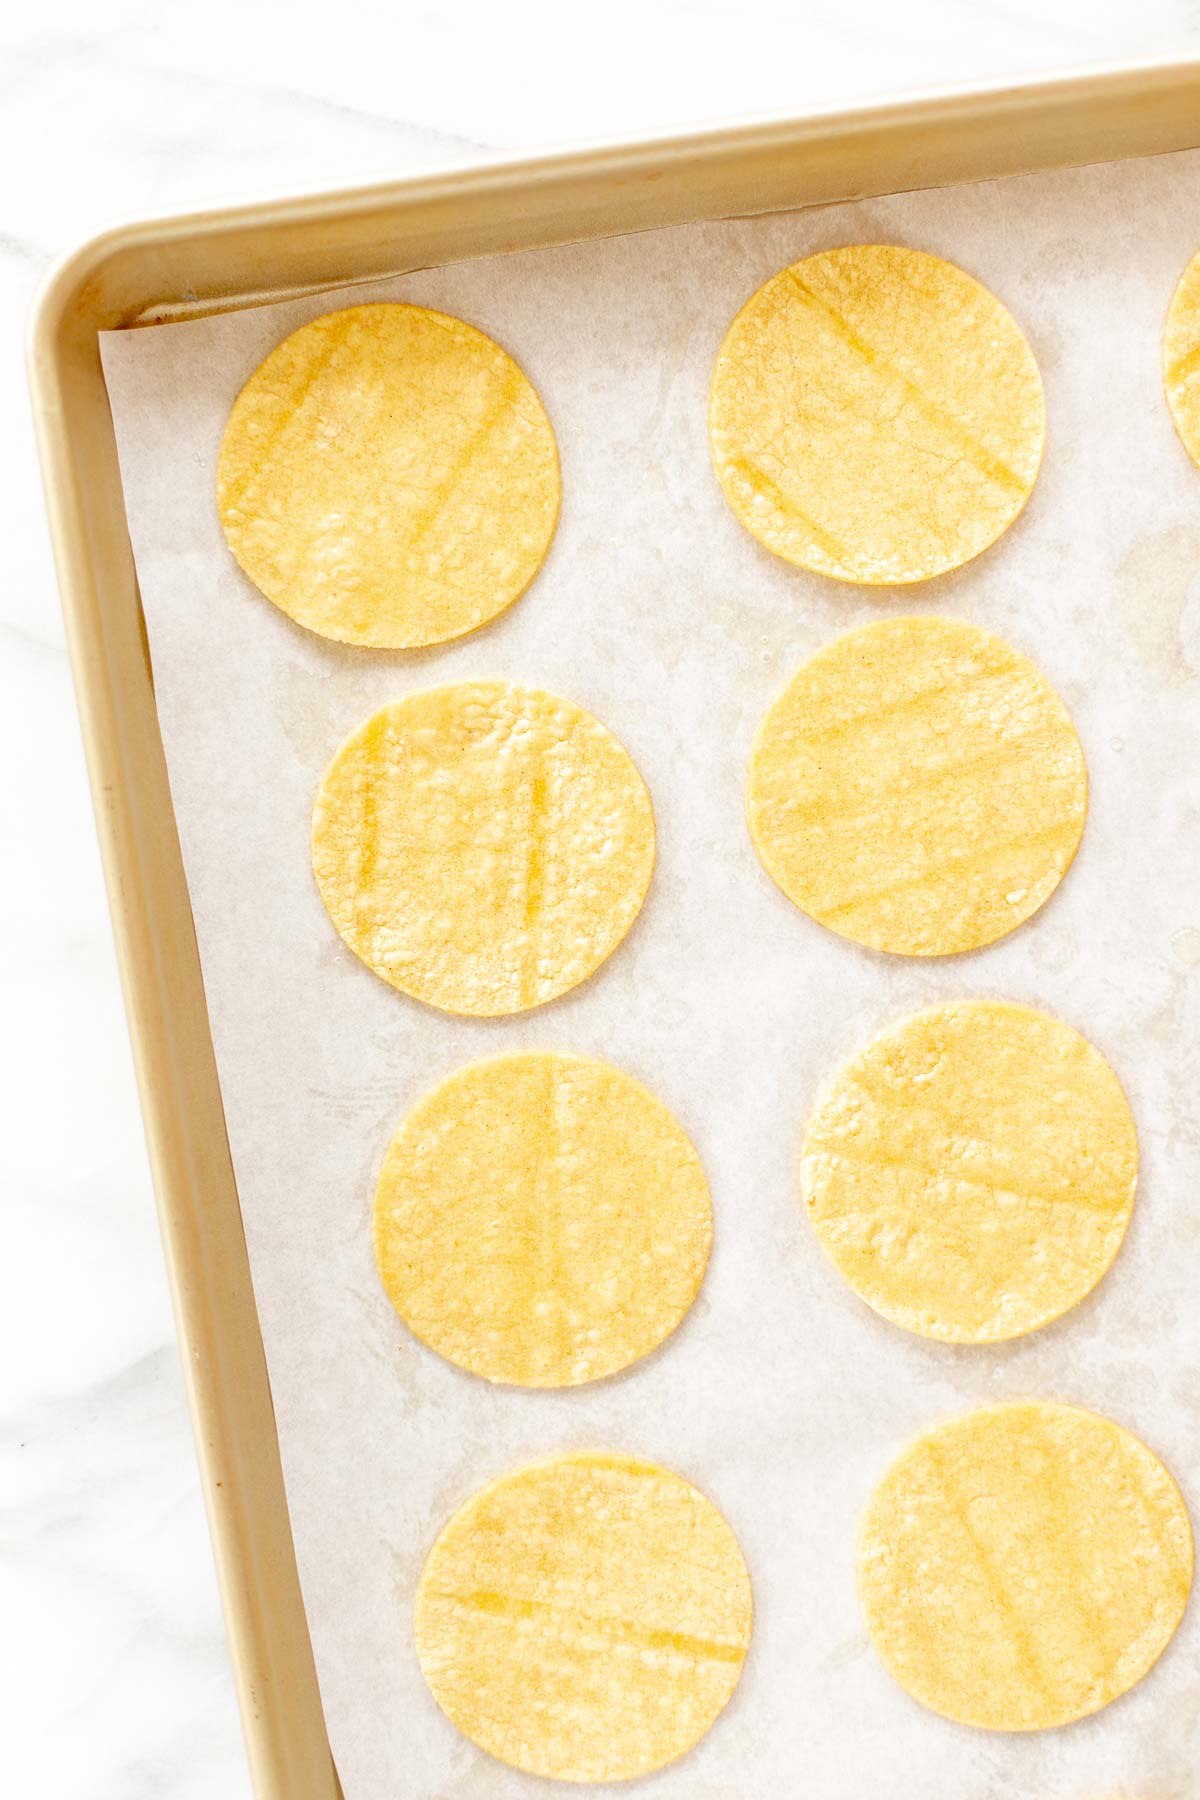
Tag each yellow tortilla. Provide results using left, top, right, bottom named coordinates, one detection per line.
left=373, top=1051, right=711, bottom=1386
left=217, top=303, right=559, bottom=648
left=746, top=616, right=1087, bottom=956
left=1165, top=248, right=1200, bottom=466
left=801, top=1001, right=1137, bottom=1342
left=859, top=1402, right=1192, bottom=1731
left=709, top=244, right=1044, bottom=584
left=311, top=682, right=654, bottom=1015
left=415, top=1452, right=752, bottom=1781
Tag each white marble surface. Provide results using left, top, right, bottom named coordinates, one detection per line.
left=5, top=6, right=1200, bottom=1795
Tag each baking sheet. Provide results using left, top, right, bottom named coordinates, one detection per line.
left=99, top=146, right=1200, bottom=1799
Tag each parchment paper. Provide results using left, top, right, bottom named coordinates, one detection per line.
left=100, top=147, right=1200, bottom=1799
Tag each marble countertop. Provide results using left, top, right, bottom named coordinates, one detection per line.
left=5, top=5, right=1199, bottom=1795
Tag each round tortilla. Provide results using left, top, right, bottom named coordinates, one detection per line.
left=709, top=244, right=1044, bottom=584
left=415, top=1452, right=752, bottom=1781
left=1164, top=248, right=1200, bottom=466
left=746, top=616, right=1087, bottom=956
left=374, top=1051, right=711, bottom=1386
left=802, top=1000, right=1137, bottom=1342
left=217, top=303, right=559, bottom=647
left=859, top=1402, right=1192, bottom=1731
left=311, top=682, right=654, bottom=1015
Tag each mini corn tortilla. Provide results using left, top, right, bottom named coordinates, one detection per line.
left=859, top=1402, right=1192, bottom=1732
left=709, top=244, right=1045, bottom=584
left=312, top=682, right=654, bottom=1015
left=217, top=303, right=559, bottom=648
left=801, top=1001, right=1137, bottom=1342
left=415, top=1452, right=752, bottom=1782
left=1165, top=248, right=1200, bottom=465
left=373, top=1051, right=712, bottom=1386
left=746, top=616, right=1087, bottom=956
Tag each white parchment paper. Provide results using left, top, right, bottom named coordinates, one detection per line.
left=100, top=147, right=1200, bottom=1799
